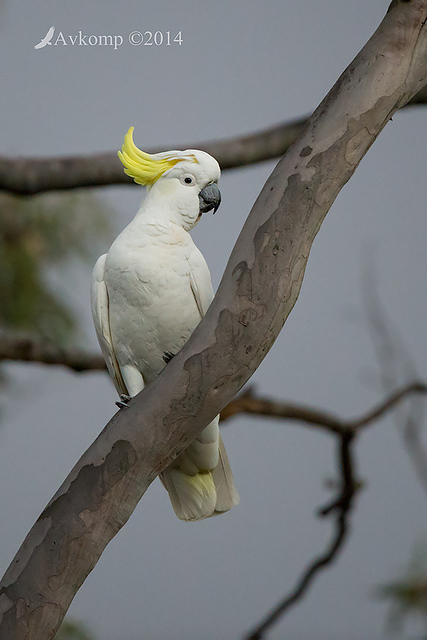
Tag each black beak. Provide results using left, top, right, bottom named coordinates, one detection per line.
left=199, top=182, right=221, bottom=215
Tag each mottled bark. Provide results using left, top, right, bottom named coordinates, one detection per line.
left=1, top=2, right=426, bottom=638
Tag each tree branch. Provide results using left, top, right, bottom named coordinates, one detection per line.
left=0, top=118, right=307, bottom=196
left=233, top=381, right=427, bottom=638
left=402, top=401, right=427, bottom=497
left=1, top=3, right=426, bottom=638
left=0, top=333, right=106, bottom=372
left=220, top=386, right=346, bottom=434
left=0, top=85, right=425, bottom=196
left=221, top=382, right=427, bottom=435
left=350, top=382, right=427, bottom=431
left=244, top=432, right=358, bottom=640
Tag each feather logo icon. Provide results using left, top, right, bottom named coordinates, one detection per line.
left=34, top=26, right=55, bottom=49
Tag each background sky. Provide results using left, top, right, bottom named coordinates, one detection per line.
left=1, top=1, right=427, bottom=639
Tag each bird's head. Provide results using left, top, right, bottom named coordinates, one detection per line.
left=118, top=127, right=221, bottom=230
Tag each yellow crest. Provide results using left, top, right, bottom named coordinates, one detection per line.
left=118, top=127, right=197, bottom=186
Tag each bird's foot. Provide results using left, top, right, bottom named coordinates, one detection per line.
left=115, top=394, right=131, bottom=409
left=163, top=351, right=175, bottom=364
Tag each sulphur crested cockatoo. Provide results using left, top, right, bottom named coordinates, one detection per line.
left=91, top=127, right=239, bottom=521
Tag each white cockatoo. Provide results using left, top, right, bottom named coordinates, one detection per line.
left=91, top=127, right=239, bottom=521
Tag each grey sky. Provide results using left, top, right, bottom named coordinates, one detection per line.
left=1, top=1, right=426, bottom=639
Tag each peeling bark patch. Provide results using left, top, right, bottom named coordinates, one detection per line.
left=1, top=519, right=52, bottom=588
left=259, top=232, right=271, bottom=253
left=345, top=127, right=373, bottom=164
left=28, top=602, right=63, bottom=640
left=236, top=268, right=268, bottom=310
left=306, top=118, right=374, bottom=212
left=277, top=256, right=307, bottom=303
left=0, top=441, right=137, bottom=632
left=41, top=440, right=137, bottom=527
left=165, top=349, right=213, bottom=424
left=238, top=307, right=258, bottom=327
left=315, top=178, right=339, bottom=207
left=0, top=593, right=13, bottom=621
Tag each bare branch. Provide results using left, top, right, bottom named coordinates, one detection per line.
left=0, top=333, right=106, bottom=372
left=0, top=83, right=425, bottom=196
left=1, top=3, right=426, bottom=638
left=230, top=385, right=427, bottom=637
left=226, top=380, right=427, bottom=637
left=350, top=382, right=427, bottom=431
left=0, top=118, right=307, bottom=196
left=230, top=382, right=427, bottom=637
left=220, top=386, right=346, bottom=434
left=221, top=383, right=427, bottom=436
left=244, top=433, right=359, bottom=640
left=403, top=407, right=427, bottom=497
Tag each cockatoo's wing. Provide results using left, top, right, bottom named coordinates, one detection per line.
left=188, top=246, right=215, bottom=318
left=159, top=252, right=239, bottom=521
left=91, top=254, right=128, bottom=397
left=189, top=271, right=204, bottom=318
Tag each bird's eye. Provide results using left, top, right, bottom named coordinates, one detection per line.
left=181, top=174, right=195, bottom=186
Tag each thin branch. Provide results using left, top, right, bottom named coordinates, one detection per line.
left=0, top=333, right=106, bottom=372
left=220, top=383, right=427, bottom=436
left=244, top=433, right=358, bottom=640
left=0, top=85, right=425, bottom=196
left=349, top=382, right=427, bottom=431
left=402, top=405, right=427, bottom=497
left=232, top=381, right=427, bottom=638
left=0, top=118, right=307, bottom=196
left=220, top=386, right=345, bottom=433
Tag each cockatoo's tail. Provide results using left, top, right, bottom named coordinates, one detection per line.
left=118, top=126, right=198, bottom=186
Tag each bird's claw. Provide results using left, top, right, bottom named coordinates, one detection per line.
left=115, top=394, right=131, bottom=409
left=163, top=351, right=175, bottom=364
